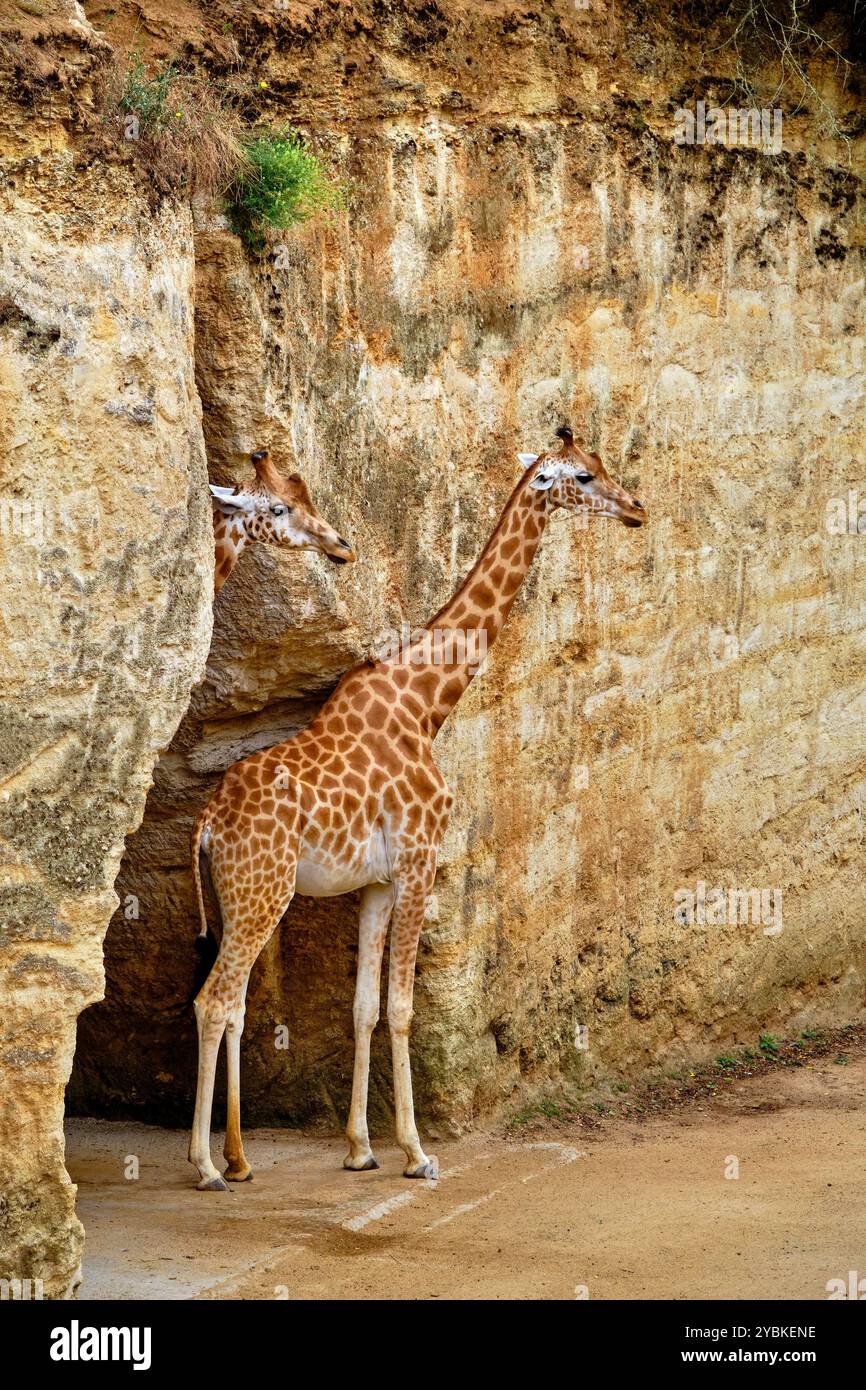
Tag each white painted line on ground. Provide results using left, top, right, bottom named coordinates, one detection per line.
left=420, top=1141, right=589, bottom=1231
left=518, top=1141, right=586, bottom=1180
left=423, top=1188, right=502, bottom=1232
left=339, top=1152, right=492, bottom=1232
left=342, top=1190, right=419, bottom=1232
left=341, top=1142, right=586, bottom=1236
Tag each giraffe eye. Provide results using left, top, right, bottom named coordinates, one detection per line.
left=270, top=504, right=290, bottom=517
left=576, top=473, right=593, bottom=484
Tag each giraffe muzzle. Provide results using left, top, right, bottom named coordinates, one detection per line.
left=620, top=497, right=647, bottom=527
left=326, top=536, right=356, bottom=564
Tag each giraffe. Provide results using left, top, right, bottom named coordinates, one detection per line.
left=188, top=426, right=646, bottom=1189
left=209, top=448, right=356, bottom=594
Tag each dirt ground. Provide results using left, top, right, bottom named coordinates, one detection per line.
left=66, top=1044, right=866, bottom=1301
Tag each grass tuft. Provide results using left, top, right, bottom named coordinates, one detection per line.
left=115, top=50, right=177, bottom=135
left=104, top=49, right=248, bottom=203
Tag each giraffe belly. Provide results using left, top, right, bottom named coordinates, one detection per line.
left=294, top=828, right=391, bottom=898
left=294, top=860, right=371, bottom=896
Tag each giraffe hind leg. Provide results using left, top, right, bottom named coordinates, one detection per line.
left=387, top=850, right=438, bottom=1179
left=344, top=882, right=395, bottom=1172
left=223, top=981, right=252, bottom=1181
left=188, top=885, right=294, bottom=1191
left=189, top=989, right=230, bottom=1191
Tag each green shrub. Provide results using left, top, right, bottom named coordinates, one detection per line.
left=226, top=128, right=344, bottom=247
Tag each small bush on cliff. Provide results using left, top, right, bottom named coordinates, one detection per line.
left=225, top=129, right=344, bottom=248
left=106, top=50, right=247, bottom=201
left=104, top=57, right=342, bottom=235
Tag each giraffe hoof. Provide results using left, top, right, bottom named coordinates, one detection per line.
left=343, top=1154, right=379, bottom=1171
left=405, top=1157, right=438, bottom=1180
left=224, top=1166, right=253, bottom=1182
left=197, top=1175, right=230, bottom=1192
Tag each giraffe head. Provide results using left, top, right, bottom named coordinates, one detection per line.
left=209, top=450, right=356, bottom=592
left=519, top=427, right=647, bottom=527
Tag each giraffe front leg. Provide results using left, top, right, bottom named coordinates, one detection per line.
left=387, top=853, right=438, bottom=1179
left=344, top=882, right=394, bottom=1171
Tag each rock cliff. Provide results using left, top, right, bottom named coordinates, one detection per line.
left=2, top=0, right=865, bottom=1296
left=1, top=0, right=212, bottom=1297
left=70, top=2, right=866, bottom=1133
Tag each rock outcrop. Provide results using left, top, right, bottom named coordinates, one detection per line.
left=0, top=2, right=213, bottom=1298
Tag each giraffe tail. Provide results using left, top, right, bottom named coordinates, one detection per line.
left=188, top=815, right=221, bottom=1006
left=191, top=814, right=210, bottom=942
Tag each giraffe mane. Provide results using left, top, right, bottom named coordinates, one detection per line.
left=422, top=459, right=543, bottom=632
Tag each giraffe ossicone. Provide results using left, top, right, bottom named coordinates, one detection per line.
left=210, top=448, right=356, bottom=594
left=188, top=427, right=647, bottom=1189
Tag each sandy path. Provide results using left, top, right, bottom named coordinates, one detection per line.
left=68, top=1052, right=866, bottom=1300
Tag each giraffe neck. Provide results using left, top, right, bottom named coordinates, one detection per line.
left=402, top=470, right=550, bottom=734
left=212, top=512, right=248, bottom=594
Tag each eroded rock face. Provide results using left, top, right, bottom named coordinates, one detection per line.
left=0, top=4, right=213, bottom=1298
left=66, top=2, right=866, bottom=1143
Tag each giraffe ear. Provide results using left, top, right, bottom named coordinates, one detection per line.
left=529, top=470, right=556, bottom=490
left=517, top=452, right=539, bottom=468
left=209, top=484, right=255, bottom=513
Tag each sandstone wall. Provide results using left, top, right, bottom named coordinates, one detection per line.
left=65, top=2, right=866, bottom=1138
left=0, top=4, right=213, bottom=1297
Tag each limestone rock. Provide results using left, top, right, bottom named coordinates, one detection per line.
left=69, top=3, right=866, bottom=1140
left=0, top=3, right=213, bottom=1297
left=2, top=2, right=865, bottom=1301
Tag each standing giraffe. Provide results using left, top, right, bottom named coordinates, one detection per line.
left=188, top=427, right=646, bottom=1189
left=210, top=449, right=356, bottom=593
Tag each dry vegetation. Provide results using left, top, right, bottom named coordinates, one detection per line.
left=102, top=50, right=249, bottom=202
left=97, top=47, right=344, bottom=242
left=505, top=1021, right=866, bottom=1134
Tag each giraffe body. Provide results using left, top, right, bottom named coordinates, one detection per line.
left=188, top=429, right=646, bottom=1188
